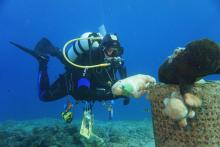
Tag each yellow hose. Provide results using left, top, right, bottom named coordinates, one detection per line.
left=62, top=37, right=110, bottom=69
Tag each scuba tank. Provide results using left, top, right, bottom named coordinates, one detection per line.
left=62, top=25, right=120, bottom=69
left=67, top=32, right=103, bottom=62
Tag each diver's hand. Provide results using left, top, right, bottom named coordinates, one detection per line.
left=123, top=97, right=130, bottom=105
left=104, top=57, right=124, bottom=68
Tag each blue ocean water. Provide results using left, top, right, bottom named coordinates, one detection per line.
left=1, top=0, right=220, bottom=122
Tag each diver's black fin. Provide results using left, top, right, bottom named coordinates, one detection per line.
left=10, top=41, right=48, bottom=61
left=34, top=37, right=60, bottom=57
left=10, top=39, right=66, bottom=65
left=35, top=38, right=67, bottom=65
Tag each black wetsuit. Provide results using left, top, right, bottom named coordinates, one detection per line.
left=38, top=47, right=127, bottom=102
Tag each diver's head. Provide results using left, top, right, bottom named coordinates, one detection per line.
left=101, top=34, right=123, bottom=57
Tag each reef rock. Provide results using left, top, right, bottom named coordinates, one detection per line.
left=0, top=118, right=155, bottom=147
left=148, top=81, right=220, bottom=147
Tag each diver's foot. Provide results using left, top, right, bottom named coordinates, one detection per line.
left=184, top=93, right=202, bottom=107
left=35, top=38, right=60, bottom=57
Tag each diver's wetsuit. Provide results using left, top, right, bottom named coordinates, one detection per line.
left=38, top=47, right=127, bottom=102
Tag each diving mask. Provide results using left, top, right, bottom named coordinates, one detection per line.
left=104, top=46, right=123, bottom=57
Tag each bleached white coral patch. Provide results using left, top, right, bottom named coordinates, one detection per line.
left=112, top=74, right=156, bottom=98
left=168, top=47, right=185, bottom=64
left=163, top=97, right=188, bottom=120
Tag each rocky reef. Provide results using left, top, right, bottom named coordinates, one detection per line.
left=148, top=81, right=220, bottom=147
left=0, top=118, right=155, bottom=147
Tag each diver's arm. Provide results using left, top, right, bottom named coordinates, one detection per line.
left=38, top=61, right=68, bottom=101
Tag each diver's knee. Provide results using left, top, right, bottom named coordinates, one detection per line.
left=39, top=96, right=50, bottom=102
left=39, top=92, right=52, bottom=102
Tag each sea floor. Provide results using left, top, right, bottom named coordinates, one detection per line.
left=0, top=118, right=155, bottom=147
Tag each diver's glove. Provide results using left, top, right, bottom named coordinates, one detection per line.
left=123, top=97, right=130, bottom=105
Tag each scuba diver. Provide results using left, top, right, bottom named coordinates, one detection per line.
left=10, top=32, right=129, bottom=121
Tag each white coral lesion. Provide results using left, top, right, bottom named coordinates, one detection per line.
left=112, top=74, right=156, bottom=99
left=162, top=92, right=197, bottom=127
left=168, top=47, right=185, bottom=64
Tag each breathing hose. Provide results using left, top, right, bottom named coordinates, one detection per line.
left=62, top=37, right=111, bottom=69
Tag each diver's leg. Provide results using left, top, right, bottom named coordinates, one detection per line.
left=38, top=59, right=69, bottom=101
left=11, top=40, right=68, bottom=101
left=39, top=72, right=69, bottom=101
left=38, top=59, right=50, bottom=100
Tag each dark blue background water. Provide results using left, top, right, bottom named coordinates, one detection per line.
left=1, top=0, right=220, bottom=121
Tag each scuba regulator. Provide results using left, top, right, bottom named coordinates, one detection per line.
left=104, top=56, right=124, bottom=68
left=62, top=33, right=124, bottom=69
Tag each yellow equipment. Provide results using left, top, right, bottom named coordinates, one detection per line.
left=80, top=109, right=94, bottom=139
left=61, top=111, right=73, bottom=123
